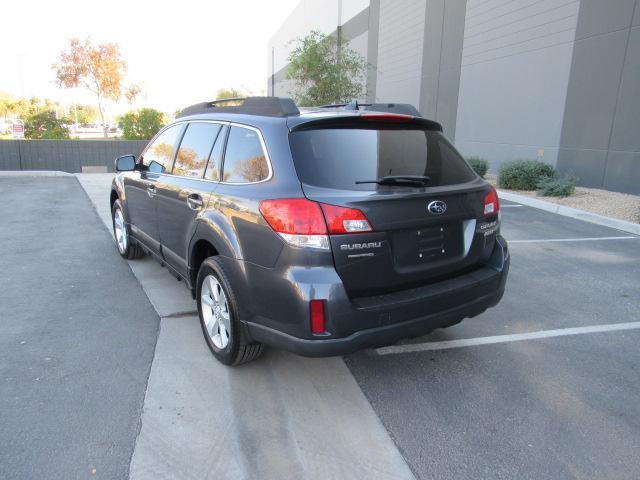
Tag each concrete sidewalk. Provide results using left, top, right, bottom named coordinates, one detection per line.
left=76, top=173, right=415, bottom=480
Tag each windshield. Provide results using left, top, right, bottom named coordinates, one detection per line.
left=289, top=127, right=476, bottom=191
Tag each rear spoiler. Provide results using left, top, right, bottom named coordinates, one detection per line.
left=289, top=114, right=443, bottom=132
left=318, top=100, right=421, bottom=117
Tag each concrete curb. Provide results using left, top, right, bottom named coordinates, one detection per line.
left=498, top=190, right=640, bottom=236
left=0, top=170, right=73, bottom=177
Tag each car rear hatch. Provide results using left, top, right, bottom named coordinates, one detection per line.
left=288, top=114, right=499, bottom=297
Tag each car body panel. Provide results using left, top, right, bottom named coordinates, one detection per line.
left=155, top=174, right=215, bottom=278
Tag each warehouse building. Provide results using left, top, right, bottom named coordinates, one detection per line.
left=268, top=0, right=640, bottom=194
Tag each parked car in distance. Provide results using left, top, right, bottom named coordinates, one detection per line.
left=110, top=97, right=509, bottom=365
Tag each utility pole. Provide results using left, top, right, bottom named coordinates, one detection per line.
left=337, top=0, right=343, bottom=65
left=16, top=54, right=26, bottom=98
left=336, top=0, right=343, bottom=103
left=271, top=47, right=275, bottom=96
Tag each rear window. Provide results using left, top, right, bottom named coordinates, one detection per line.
left=289, top=127, right=476, bottom=190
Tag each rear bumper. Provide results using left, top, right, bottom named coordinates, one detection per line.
left=244, top=236, right=509, bottom=357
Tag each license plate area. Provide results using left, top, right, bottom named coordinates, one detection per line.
left=392, top=222, right=463, bottom=267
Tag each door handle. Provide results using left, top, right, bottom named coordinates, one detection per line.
left=187, top=193, right=204, bottom=210
left=146, top=185, right=156, bottom=198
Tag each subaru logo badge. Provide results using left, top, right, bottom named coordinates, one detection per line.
left=428, top=200, right=447, bottom=215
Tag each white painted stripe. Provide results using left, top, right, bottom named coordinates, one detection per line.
left=376, top=321, right=640, bottom=355
left=509, top=236, right=638, bottom=244
left=501, top=204, right=523, bottom=208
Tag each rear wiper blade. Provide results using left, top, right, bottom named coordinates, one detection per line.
left=355, top=175, right=431, bottom=186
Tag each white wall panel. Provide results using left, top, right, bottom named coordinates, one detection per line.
left=341, top=0, right=370, bottom=23
left=268, top=0, right=340, bottom=75
left=455, top=0, right=580, bottom=167
left=375, top=0, right=426, bottom=105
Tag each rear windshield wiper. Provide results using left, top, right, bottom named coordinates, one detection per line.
left=355, top=175, right=431, bottom=186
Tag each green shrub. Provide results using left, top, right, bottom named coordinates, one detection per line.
left=466, top=156, right=489, bottom=178
left=118, top=108, right=166, bottom=140
left=497, top=159, right=555, bottom=190
left=25, top=110, right=70, bottom=139
left=536, top=174, right=577, bottom=197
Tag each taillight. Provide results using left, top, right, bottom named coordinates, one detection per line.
left=259, top=198, right=328, bottom=249
left=320, top=203, right=372, bottom=234
left=259, top=198, right=325, bottom=234
left=310, top=299, right=326, bottom=334
left=259, top=198, right=372, bottom=249
left=483, top=186, right=500, bottom=216
left=361, top=113, right=414, bottom=122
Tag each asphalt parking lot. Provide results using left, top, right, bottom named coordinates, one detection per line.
left=346, top=203, right=640, bottom=479
left=0, top=175, right=159, bottom=479
left=1, top=174, right=638, bottom=480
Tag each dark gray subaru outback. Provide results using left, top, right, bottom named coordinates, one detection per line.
left=110, top=97, right=509, bottom=365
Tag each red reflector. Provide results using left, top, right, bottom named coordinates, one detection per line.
left=310, top=300, right=326, bottom=334
left=259, top=198, right=327, bottom=234
left=320, top=203, right=372, bottom=234
left=361, top=113, right=414, bottom=122
left=483, top=186, right=500, bottom=216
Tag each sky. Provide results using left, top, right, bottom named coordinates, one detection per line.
left=1, top=0, right=299, bottom=117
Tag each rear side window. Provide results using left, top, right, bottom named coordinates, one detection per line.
left=289, top=128, right=476, bottom=190
left=142, top=125, right=182, bottom=174
left=173, top=122, right=222, bottom=178
left=222, top=126, right=269, bottom=183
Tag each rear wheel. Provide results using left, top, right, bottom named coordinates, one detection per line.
left=112, top=199, right=144, bottom=259
left=197, top=257, right=264, bottom=365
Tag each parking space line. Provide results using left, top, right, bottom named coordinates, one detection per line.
left=376, top=321, right=640, bottom=355
left=509, top=236, right=638, bottom=244
left=501, top=204, right=523, bottom=208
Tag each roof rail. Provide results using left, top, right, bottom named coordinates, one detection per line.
left=178, top=96, right=300, bottom=118
left=317, top=100, right=422, bottom=117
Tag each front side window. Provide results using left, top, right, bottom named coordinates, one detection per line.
left=142, top=125, right=182, bottom=174
left=222, top=126, right=269, bottom=183
left=173, top=122, right=222, bottom=178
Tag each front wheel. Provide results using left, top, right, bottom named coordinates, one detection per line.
left=111, top=199, right=144, bottom=260
left=197, top=257, right=264, bottom=365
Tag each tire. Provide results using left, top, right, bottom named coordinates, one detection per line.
left=197, top=257, right=264, bottom=366
left=111, top=199, right=145, bottom=260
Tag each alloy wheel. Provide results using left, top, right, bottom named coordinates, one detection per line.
left=200, top=274, right=231, bottom=349
left=114, top=208, right=127, bottom=254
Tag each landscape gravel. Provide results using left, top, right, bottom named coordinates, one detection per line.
left=486, top=174, right=640, bottom=224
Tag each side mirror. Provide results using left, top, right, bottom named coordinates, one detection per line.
left=115, top=155, right=136, bottom=172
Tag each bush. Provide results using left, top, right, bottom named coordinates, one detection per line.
left=25, top=110, right=70, bottom=139
left=536, top=174, right=577, bottom=197
left=497, top=159, right=555, bottom=190
left=118, top=108, right=166, bottom=140
left=466, top=156, right=489, bottom=178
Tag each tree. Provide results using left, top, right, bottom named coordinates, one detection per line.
left=24, top=110, right=70, bottom=139
left=286, top=30, right=368, bottom=106
left=118, top=108, right=166, bottom=140
left=215, top=87, right=246, bottom=100
left=1, top=92, right=44, bottom=119
left=75, top=104, right=98, bottom=124
left=124, top=84, right=142, bottom=104
left=53, top=37, right=138, bottom=138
